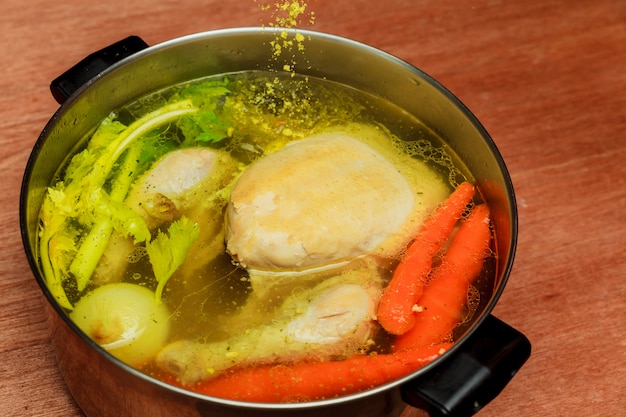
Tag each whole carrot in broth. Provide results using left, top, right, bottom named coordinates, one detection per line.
left=377, top=182, right=476, bottom=335
left=189, top=343, right=453, bottom=403
left=393, top=204, right=492, bottom=351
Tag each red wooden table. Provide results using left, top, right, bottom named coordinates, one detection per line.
left=1, top=0, right=625, bottom=416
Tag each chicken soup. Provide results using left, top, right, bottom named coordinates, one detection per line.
left=37, top=71, right=494, bottom=402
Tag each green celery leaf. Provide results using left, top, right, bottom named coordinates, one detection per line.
left=146, top=217, right=200, bottom=303
left=87, top=117, right=127, bottom=152
left=102, top=198, right=151, bottom=244
left=179, top=110, right=230, bottom=146
left=176, top=78, right=230, bottom=108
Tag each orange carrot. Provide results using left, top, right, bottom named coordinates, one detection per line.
left=393, top=204, right=491, bottom=351
left=377, top=181, right=476, bottom=335
left=190, top=344, right=453, bottom=403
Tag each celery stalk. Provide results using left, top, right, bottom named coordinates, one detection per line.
left=39, top=224, right=74, bottom=310
left=42, top=100, right=199, bottom=303
left=91, top=100, right=198, bottom=188
left=70, top=219, right=114, bottom=291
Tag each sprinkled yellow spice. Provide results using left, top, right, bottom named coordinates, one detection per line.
left=255, top=0, right=315, bottom=63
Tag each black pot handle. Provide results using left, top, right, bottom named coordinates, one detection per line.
left=50, top=35, right=149, bottom=105
left=401, top=315, right=531, bottom=417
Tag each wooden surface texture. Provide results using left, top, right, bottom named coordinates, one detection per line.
left=1, top=0, right=624, bottom=416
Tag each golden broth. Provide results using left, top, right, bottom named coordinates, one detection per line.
left=39, top=70, right=494, bottom=398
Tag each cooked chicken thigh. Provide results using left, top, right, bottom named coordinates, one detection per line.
left=156, top=273, right=381, bottom=384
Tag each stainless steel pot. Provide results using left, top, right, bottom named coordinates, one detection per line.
left=20, top=28, right=530, bottom=417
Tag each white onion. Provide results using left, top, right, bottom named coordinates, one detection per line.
left=70, top=283, right=170, bottom=367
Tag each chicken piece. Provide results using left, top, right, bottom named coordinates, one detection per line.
left=125, top=148, right=236, bottom=229
left=156, top=274, right=381, bottom=384
left=225, top=133, right=417, bottom=274
left=92, top=231, right=138, bottom=286
left=94, top=148, right=237, bottom=285
left=285, top=282, right=376, bottom=345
